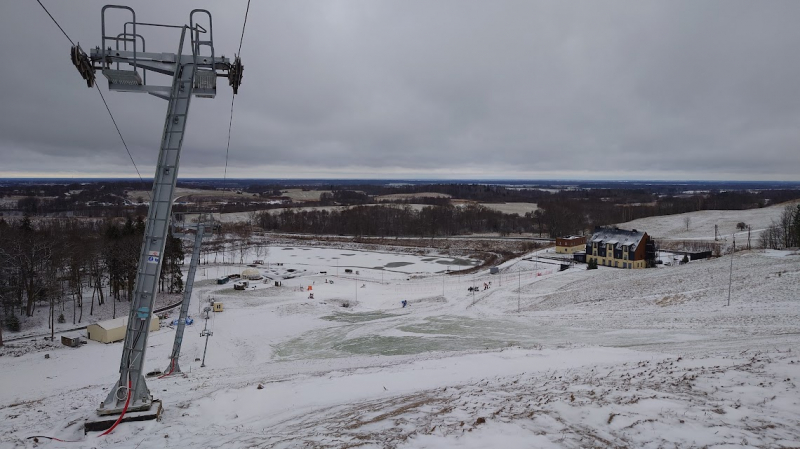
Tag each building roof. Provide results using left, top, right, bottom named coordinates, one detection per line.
left=91, top=314, right=160, bottom=330
left=590, top=227, right=646, bottom=248
left=92, top=316, right=128, bottom=330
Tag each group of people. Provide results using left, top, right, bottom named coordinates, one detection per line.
left=467, top=282, right=492, bottom=293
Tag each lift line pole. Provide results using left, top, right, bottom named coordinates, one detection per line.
left=70, top=5, right=243, bottom=416
left=164, top=214, right=212, bottom=376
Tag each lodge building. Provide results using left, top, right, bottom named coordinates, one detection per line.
left=586, top=227, right=655, bottom=269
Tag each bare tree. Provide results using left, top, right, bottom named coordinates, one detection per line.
left=779, top=205, right=795, bottom=249
left=253, top=236, right=267, bottom=262
left=683, top=216, right=691, bottom=231
left=760, top=223, right=783, bottom=249
left=248, top=210, right=260, bottom=229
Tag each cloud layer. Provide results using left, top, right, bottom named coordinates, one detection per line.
left=2, top=1, right=799, bottom=180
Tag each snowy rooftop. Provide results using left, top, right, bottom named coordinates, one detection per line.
left=92, top=316, right=128, bottom=330
left=590, top=227, right=646, bottom=248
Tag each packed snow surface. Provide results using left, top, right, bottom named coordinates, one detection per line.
left=1, top=242, right=799, bottom=448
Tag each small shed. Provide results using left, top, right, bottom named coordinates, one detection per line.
left=86, top=315, right=160, bottom=344
left=213, top=302, right=224, bottom=312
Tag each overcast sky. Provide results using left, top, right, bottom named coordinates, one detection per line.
left=1, top=1, right=799, bottom=180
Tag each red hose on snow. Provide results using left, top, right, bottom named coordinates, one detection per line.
left=98, top=376, right=132, bottom=436
left=26, top=376, right=131, bottom=442
left=26, top=436, right=82, bottom=443
left=158, top=359, right=175, bottom=379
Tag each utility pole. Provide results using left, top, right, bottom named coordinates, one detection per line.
left=747, top=225, right=751, bottom=250
left=727, top=236, right=735, bottom=307
left=70, top=6, right=243, bottom=417
left=517, top=268, right=522, bottom=313
left=200, top=306, right=213, bottom=367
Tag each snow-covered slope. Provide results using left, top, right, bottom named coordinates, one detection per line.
left=1, top=242, right=799, bottom=448
left=615, top=200, right=800, bottom=241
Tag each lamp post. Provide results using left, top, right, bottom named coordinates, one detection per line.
left=727, top=236, right=735, bottom=307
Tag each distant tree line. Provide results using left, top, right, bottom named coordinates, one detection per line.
left=242, top=183, right=800, bottom=208
left=256, top=204, right=534, bottom=237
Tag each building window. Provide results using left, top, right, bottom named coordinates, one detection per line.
left=623, top=262, right=627, bottom=268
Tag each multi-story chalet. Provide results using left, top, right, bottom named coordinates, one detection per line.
left=555, top=235, right=587, bottom=254
left=586, top=227, right=655, bottom=269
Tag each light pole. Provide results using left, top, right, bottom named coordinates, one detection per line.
left=517, top=268, right=521, bottom=313
left=200, top=306, right=213, bottom=367
left=727, top=236, right=735, bottom=307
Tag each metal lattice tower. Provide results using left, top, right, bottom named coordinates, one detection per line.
left=70, top=6, right=243, bottom=416
left=163, top=213, right=214, bottom=376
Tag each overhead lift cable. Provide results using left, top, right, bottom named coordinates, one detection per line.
left=94, top=86, right=150, bottom=198
left=223, top=0, right=251, bottom=184
left=35, top=0, right=149, bottom=195
left=36, top=0, right=74, bottom=45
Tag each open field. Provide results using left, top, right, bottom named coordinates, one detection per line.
left=280, top=189, right=333, bottom=202
left=214, top=204, right=433, bottom=224
left=125, top=187, right=248, bottom=203
left=478, top=202, right=538, bottom=216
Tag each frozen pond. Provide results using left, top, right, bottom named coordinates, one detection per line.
left=262, top=246, right=480, bottom=276
left=272, top=314, right=541, bottom=359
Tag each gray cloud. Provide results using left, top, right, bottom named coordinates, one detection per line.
left=1, top=0, right=799, bottom=180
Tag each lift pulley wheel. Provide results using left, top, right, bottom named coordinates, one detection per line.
left=228, top=55, right=244, bottom=95
left=70, top=45, right=96, bottom=88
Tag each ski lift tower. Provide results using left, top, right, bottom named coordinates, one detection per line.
left=162, top=212, right=215, bottom=376
left=69, top=6, right=243, bottom=418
